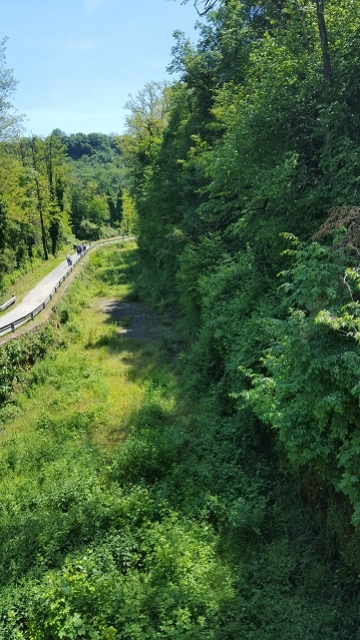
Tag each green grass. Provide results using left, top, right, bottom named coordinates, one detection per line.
left=6, top=244, right=159, bottom=451
left=0, top=242, right=349, bottom=640
left=0, top=244, right=234, bottom=639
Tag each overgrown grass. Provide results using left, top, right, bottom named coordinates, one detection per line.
left=8, top=243, right=145, bottom=448
left=0, top=244, right=231, bottom=639
left=0, top=243, right=355, bottom=639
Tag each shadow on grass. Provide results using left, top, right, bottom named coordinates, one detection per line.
left=85, top=245, right=178, bottom=384
left=100, top=299, right=165, bottom=340
left=86, top=329, right=167, bottom=384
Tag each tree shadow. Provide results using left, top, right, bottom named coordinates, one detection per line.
left=85, top=298, right=174, bottom=385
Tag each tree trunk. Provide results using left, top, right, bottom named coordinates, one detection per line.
left=35, top=175, right=49, bottom=260
left=315, top=0, right=331, bottom=85
left=31, top=137, right=49, bottom=260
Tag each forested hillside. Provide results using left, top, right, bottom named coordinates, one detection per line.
left=0, top=72, right=134, bottom=296
left=120, top=0, right=360, bottom=631
left=0, top=128, right=132, bottom=295
left=53, top=130, right=133, bottom=240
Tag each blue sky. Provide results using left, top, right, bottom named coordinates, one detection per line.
left=3, top=0, right=200, bottom=137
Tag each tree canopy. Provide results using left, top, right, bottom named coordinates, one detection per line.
left=0, top=37, right=23, bottom=139
left=120, top=2, right=360, bottom=632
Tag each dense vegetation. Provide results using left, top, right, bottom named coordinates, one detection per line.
left=0, top=245, right=236, bottom=638
left=121, top=0, right=360, bottom=634
left=0, top=242, right=356, bottom=638
left=52, top=130, right=134, bottom=241
left=2, top=0, right=360, bottom=635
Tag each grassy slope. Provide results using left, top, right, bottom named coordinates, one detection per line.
left=0, top=244, right=233, bottom=638
left=0, top=244, right=355, bottom=639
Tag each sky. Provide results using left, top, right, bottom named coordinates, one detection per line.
left=2, top=0, right=201, bottom=137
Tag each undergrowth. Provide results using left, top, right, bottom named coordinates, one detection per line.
left=0, top=245, right=356, bottom=638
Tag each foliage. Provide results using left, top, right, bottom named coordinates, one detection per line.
left=4, top=0, right=360, bottom=634
left=28, top=512, right=232, bottom=639
left=0, top=327, right=54, bottom=404
left=241, top=236, right=360, bottom=526
left=0, top=123, right=127, bottom=289
left=0, top=132, right=73, bottom=288
left=121, top=0, right=360, bottom=635
left=0, top=246, right=357, bottom=637
left=0, top=37, right=23, bottom=139
left=63, top=132, right=128, bottom=240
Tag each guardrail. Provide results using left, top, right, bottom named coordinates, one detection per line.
left=0, top=236, right=130, bottom=339
left=0, top=295, right=16, bottom=312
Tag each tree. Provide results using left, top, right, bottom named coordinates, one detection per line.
left=313, top=0, right=331, bottom=84
left=114, top=185, right=123, bottom=226
left=123, top=81, right=171, bottom=218
left=121, top=190, right=137, bottom=234
left=0, top=37, right=23, bottom=139
left=180, top=0, right=219, bottom=15
left=29, top=137, right=50, bottom=260
left=125, top=81, right=171, bottom=142
left=62, top=131, right=126, bottom=239
left=16, top=135, right=72, bottom=258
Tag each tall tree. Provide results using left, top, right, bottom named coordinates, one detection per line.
left=30, top=136, right=49, bottom=260
left=0, top=37, right=23, bottom=139
left=115, top=185, right=123, bottom=226
left=314, top=0, right=331, bottom=84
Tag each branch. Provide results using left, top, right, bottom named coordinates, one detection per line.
left=180, top=0, right=219, bottom=15
left=343, top=272, right=354, bottom=302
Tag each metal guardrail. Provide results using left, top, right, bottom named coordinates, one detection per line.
left=0, top=236, right=129, bottom=339
left=0, top=295, right=16, bottom=312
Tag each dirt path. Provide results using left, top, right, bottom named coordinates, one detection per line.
left=99, top=298, right=164, bottom=340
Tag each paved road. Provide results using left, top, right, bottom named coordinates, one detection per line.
left=0, top=237, right=133, bottom=337
left=0, top=250, right=81, bottom=332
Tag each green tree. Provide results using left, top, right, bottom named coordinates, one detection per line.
left=27, top=135, right=71, bottom=257
left=0, top=37, right=23, bottom=139
left=65, top=132, right=126, bottom=239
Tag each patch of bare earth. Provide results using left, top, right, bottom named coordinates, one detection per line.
left=99, top=298, right=165, bottom=340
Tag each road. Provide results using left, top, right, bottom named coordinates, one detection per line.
left=0, top=237, right=133, bottom=337
left=0, top=250, right=81, bottom=333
